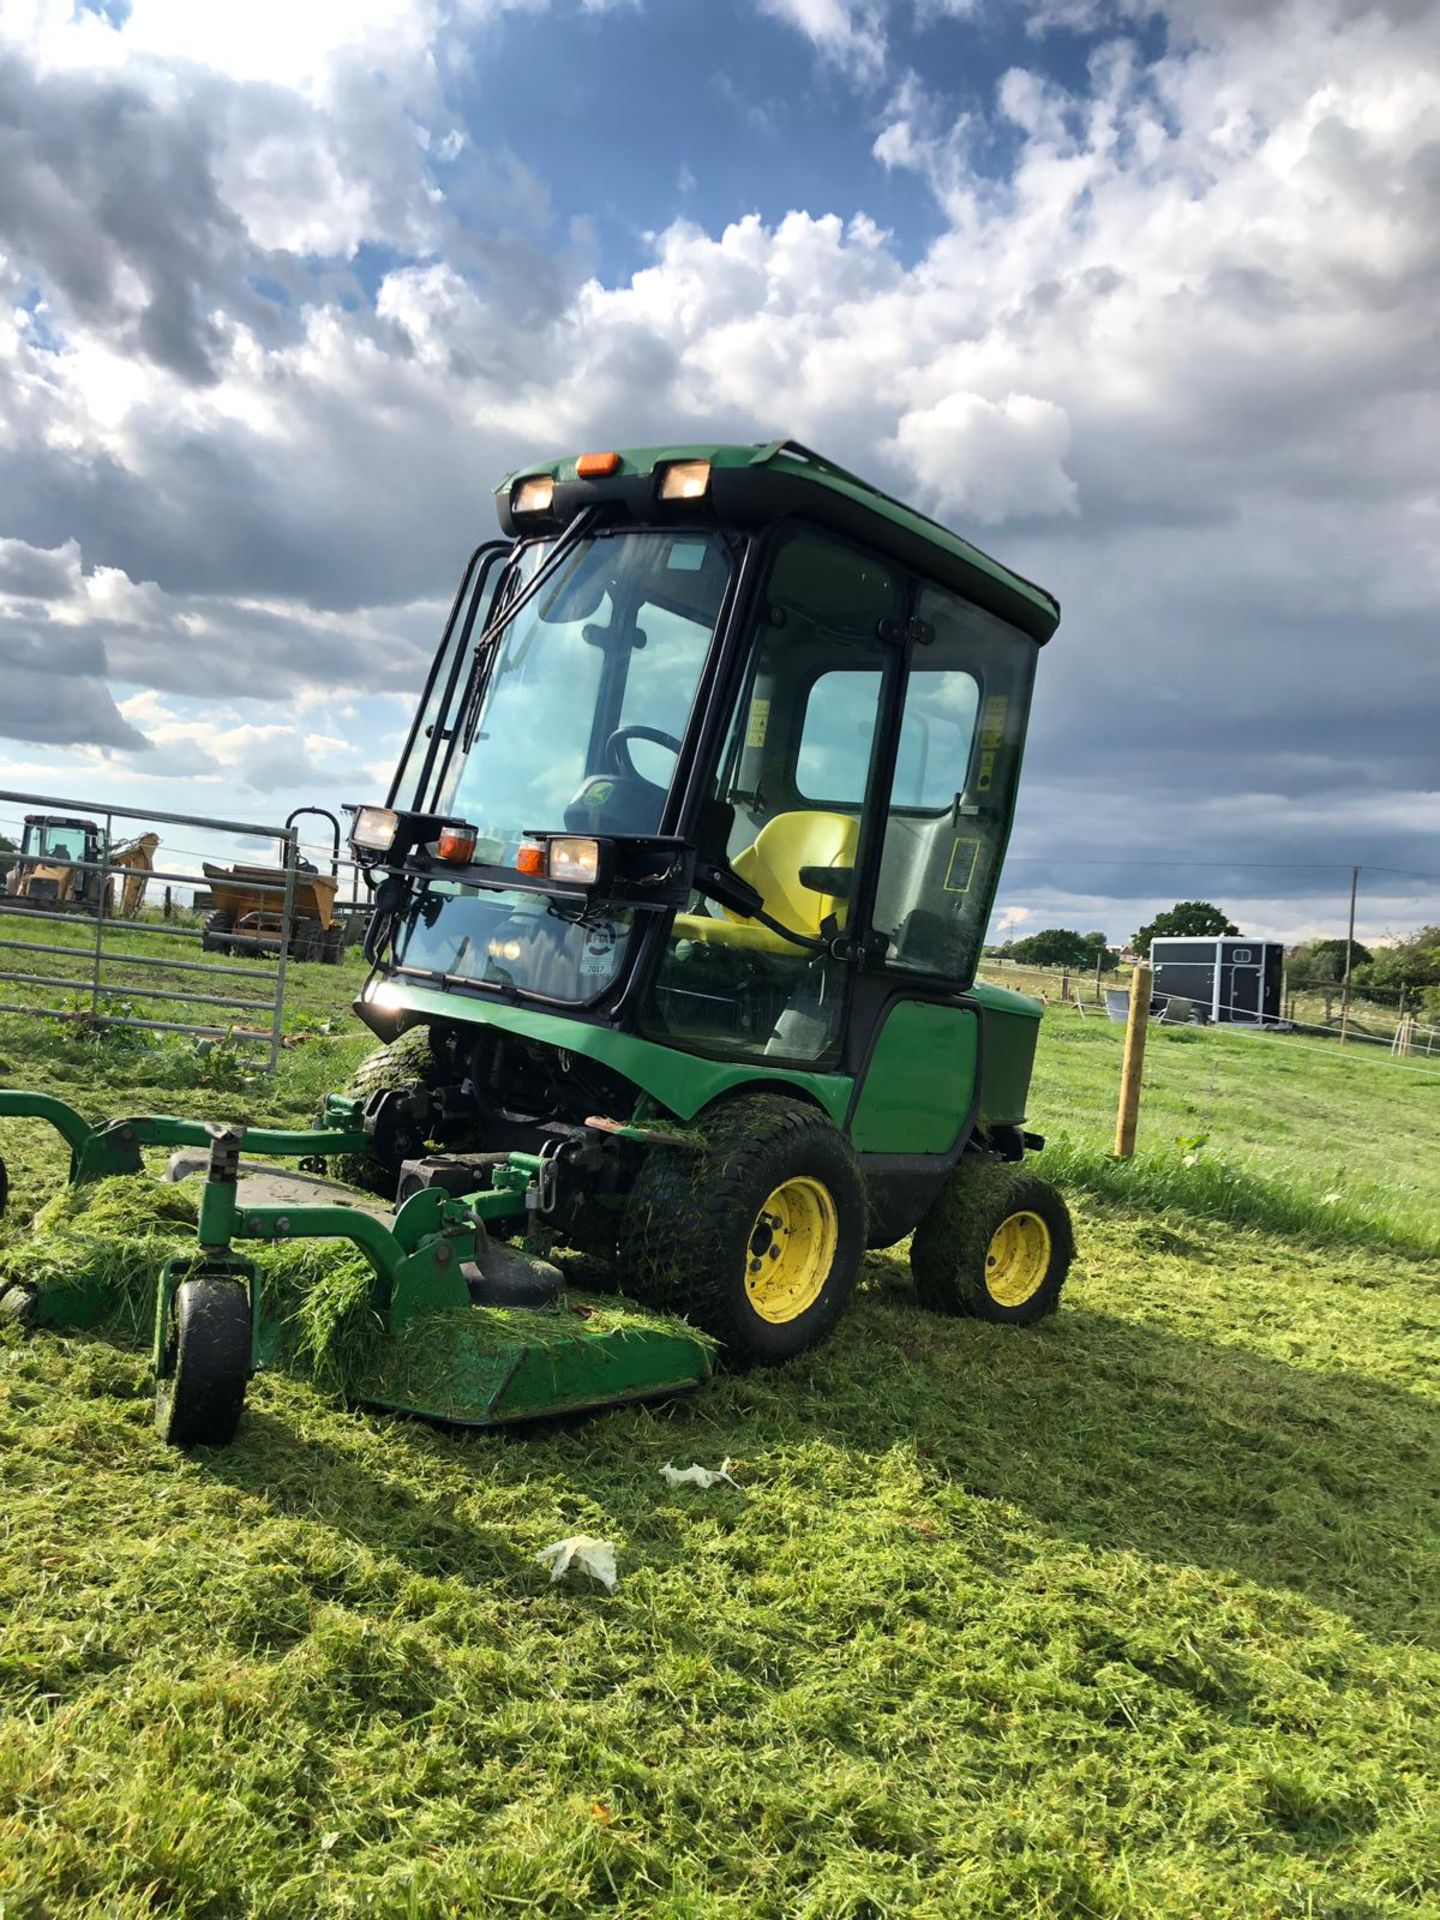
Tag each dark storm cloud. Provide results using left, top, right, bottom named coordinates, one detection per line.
left=0, top=669, right=150, bottom=752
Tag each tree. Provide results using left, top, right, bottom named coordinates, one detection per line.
left=1356, top=927, right=1440, bottom=995
left=0, top=831, right=13, bottom=883
left=1289, top=936, right=1373, bottom=986
left=1131, top=901, right=1239, bottom=957
left=1007, top=928, right=1117, bottom=971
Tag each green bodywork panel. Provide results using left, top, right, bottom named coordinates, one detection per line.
left=368, top=978, right=854, bottom=1126
left=371, top=977, right=1043, bottom=1141
left=849, top=1001, right=979, bottom=1154
left=498, top=442, right=1060, bottom=642
left=970, top=981, right=1043, bottom=1129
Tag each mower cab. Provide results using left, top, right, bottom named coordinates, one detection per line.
left=0, top=440, right=1072, bottom=1448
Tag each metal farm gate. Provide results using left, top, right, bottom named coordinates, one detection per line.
left=0, top=790, right=307, bottom=1072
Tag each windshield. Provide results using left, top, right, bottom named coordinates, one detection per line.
left=396, top=527, right=734, bottom=1009
left=438, top=528, right=733, bottom=861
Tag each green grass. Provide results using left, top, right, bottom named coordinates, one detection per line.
left=0, top=966, right=1437, bottom=1917
left=1024, top=1006, right=1440, bottom=1257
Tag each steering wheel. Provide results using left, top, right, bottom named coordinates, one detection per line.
left=605, top=725, right=684, bottom=782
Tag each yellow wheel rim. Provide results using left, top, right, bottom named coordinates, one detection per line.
left=985, top=1210, right=1053, bottom=1307
left=744, top=1177, right=838, bottom=1323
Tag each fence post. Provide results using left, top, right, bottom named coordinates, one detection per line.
left=1114, top=960, right=1151, bottom=1160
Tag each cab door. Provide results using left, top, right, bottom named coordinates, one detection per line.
left=846, top=579, right=1038, bottom=1159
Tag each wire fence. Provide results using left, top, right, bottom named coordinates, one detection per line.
left=0, top=789, right=317, bottom=1070
left=978, top=957, right=1440, bottom=1076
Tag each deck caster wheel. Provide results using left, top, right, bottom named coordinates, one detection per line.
left=911, top=1157, right=1073, bottom=1325
left=155, top=1276, right=251, bottom=1448
left=0, top=1281, right=39, bottom=1332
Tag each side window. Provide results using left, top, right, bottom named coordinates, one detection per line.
left=795, top=671, right=882, bottom=805
left=646, top=527, right=903, bottom=1066
left=891, top=671, right=980, bottom=808
left=874, top=587, right=1035, bottom=983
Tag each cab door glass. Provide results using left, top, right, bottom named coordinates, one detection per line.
left=646, top=527, right=903, bottom=1063
left=874, top=585, right=1036, bottom=982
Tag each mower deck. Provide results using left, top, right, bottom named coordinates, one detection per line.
left=0, top=1089, right=713, bottom=1442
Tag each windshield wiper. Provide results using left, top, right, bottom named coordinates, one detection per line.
left=446, top=508, right=604, bottom=768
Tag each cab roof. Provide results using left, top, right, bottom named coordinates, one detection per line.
left=495, top=439, right=1061, bottom=644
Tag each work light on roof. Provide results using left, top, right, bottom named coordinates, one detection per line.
left=657, top=458, right=711, bottom=502
left=512, top=474, right=554, bottom=515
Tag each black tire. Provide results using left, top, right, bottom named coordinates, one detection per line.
left=289, top=919, right=321, bottom=964
left=154, top=1276, right=251, bottom=1447
left=201, top=908, right=236, bottom=955
left=910, top=1156, right=1073, bottom=1325
left=329, top=1027, right=439, bottom=1197
left=619, top=1093, right=865, bottom=1367
left=320, top=922, right=346, bottom=966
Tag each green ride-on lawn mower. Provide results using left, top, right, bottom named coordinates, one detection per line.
left=0, top=439, right=1072, bottom=1446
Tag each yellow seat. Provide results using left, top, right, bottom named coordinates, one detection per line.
left=674, top=810, right=858, bottom=956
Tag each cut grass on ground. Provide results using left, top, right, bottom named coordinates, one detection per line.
left=0, top=963, right=1437, bottom=1918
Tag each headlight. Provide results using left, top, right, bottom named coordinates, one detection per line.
left=487, top=937, right=523, bottom=962
left=549, top=837, right=601, bottom=885
left=511, top=475, right=555, bottom=515
left=351, top=805, right=399, bottom=852
left=657, top=458, right=711, bottom=502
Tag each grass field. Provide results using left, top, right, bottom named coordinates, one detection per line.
left=1, top=934, right=1436, bottom=1919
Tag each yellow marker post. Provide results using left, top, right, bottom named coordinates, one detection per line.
left=1114, top=959, right=1152, bottom=1159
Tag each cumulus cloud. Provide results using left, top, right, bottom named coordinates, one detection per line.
left=754, top=0, right=889, bottom=78
left=892, top=393, right=1079, bottom=523
left=0, top=0, right=1435, bottom=934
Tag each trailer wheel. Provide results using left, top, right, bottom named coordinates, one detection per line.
left=155, top=1276, right=250, bottom=1448
left=620, top=1093, right=865, bottom=1366
left=201, top=908, right=236, bottom=955
left=320, top=923, right=345, bottom=965
left=910, top=1157, right=1073, bottom=1325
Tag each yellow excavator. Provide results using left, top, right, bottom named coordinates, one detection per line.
left=2, top=815, right=158, bottom=917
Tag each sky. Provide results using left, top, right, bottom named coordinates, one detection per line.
left=0, top=0, right=1436, bottom=948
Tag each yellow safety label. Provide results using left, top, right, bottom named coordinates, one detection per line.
left=975, top=694, right=1008, bottom=792
left=746, top=698, right=771, bottom=749
left=944, top=839, right=981, bottom=894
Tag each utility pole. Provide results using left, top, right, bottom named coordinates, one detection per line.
left=1340, top=866, right=1359, bottom=1047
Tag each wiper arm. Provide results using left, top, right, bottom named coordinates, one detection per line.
left=433, top=507, right=605, bottom=798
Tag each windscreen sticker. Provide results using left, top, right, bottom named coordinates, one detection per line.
left=580, top=926, right=618, bottom=977
left=944, top=838, right=981, bottom=894
left=746, top=698, right=771, bottom=749
left=975, top=694, right=1009, bottom=793
left=667, top=540, right=707, bottom=572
